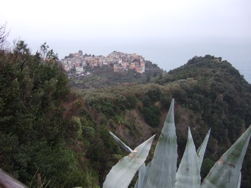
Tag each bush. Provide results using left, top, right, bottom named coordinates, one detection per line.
left=141, top=105, right=161, bottom=127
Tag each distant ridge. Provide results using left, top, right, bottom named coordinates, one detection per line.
left=60, top=51, right=146, bottom=74
left=61, top=51, right=164, bottom=89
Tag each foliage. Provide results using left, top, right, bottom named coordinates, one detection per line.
left=0, top=41, right=88, bottom=187
left=1, top=32, right=251, bottom=188
left=154, top=55, right=251, bottom=185
left=87, top=125, right=124, bottom=185
left=77, top=55, right=251, bottom=187
left=75, top=55, right=251, bottom=187
left=104, top=99, right=251, bottom=187
left=141, top=105, right=161, bottom=127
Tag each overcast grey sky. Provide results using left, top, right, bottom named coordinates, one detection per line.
left=1, top=0, right=251, bottom=57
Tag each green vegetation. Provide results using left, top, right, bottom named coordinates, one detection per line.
left=1, top=27, right=251, bottom=187
left=0, top=40, right=93, bottom=187
left=104, top=100, right=251, bottom=187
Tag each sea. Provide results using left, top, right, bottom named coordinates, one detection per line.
left=56, top=38, right=251, bottom=84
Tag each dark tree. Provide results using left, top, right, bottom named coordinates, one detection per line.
left=0, top=23, right=10, bottom=48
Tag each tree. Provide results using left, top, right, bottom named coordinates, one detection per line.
left=0, top=40, right=84, bottom=187
left=0, top=22, right=9, bottom=48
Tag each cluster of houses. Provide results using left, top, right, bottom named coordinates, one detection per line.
left=60, top=51, right=146, bottom=74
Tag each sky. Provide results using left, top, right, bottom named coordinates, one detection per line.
left=1, top=0, right=251, bottom=73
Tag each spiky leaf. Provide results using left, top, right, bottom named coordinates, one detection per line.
left=201, top=125, right=251, bottom=188
left=103, top=135, right=155, bottom=188
left=109, top=131, right=133, bottom=153
left=237, top=172, right=241, bottom=188
left=134, top=162, right=152, bottom=188
left=175, top=127, right=200, bottom=188
left=134, top=164, right=146, bottom=188
left=197, top=129, right=211, bottom=170
left=145, top=99, right=177, bottom=188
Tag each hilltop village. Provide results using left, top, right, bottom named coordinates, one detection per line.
left=60, top=51, right=146, bottom=75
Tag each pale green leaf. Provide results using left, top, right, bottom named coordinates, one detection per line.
left=197, top=129, right=211, bottom=170
left=237, top=172, right=241, bottom=188
left=145, top=99, right=177, bottom=188
left=134, top=164, right=146, bottom=188
left=109, top=131, right=133, bottom=153
left=103, top=135, right=155, bottom=188
left=134, top=162, right=152, bottom=188
left=201, top=125, right=251, bottom=188
left=175, top=127, right=200, bottom=188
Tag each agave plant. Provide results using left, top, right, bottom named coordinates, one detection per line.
left=103, top=99, right=251, bottom=188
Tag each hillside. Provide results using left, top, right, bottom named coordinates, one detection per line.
left=79, top=55, right=251, bottom=187
left=70, top=60, right=164, bottom=89
left=1, top=42, right=251, bottom=188
left=69, top=55, right=251, bottom=187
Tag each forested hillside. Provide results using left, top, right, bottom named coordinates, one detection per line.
left=1, top=38, right=251, bottom=188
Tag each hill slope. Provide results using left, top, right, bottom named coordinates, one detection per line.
left=1, top=46, right=251, bottom=187
left=73, top=55, right=251, bottom=187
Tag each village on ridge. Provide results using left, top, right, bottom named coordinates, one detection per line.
left=60, top=51, right=146, bottom=75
